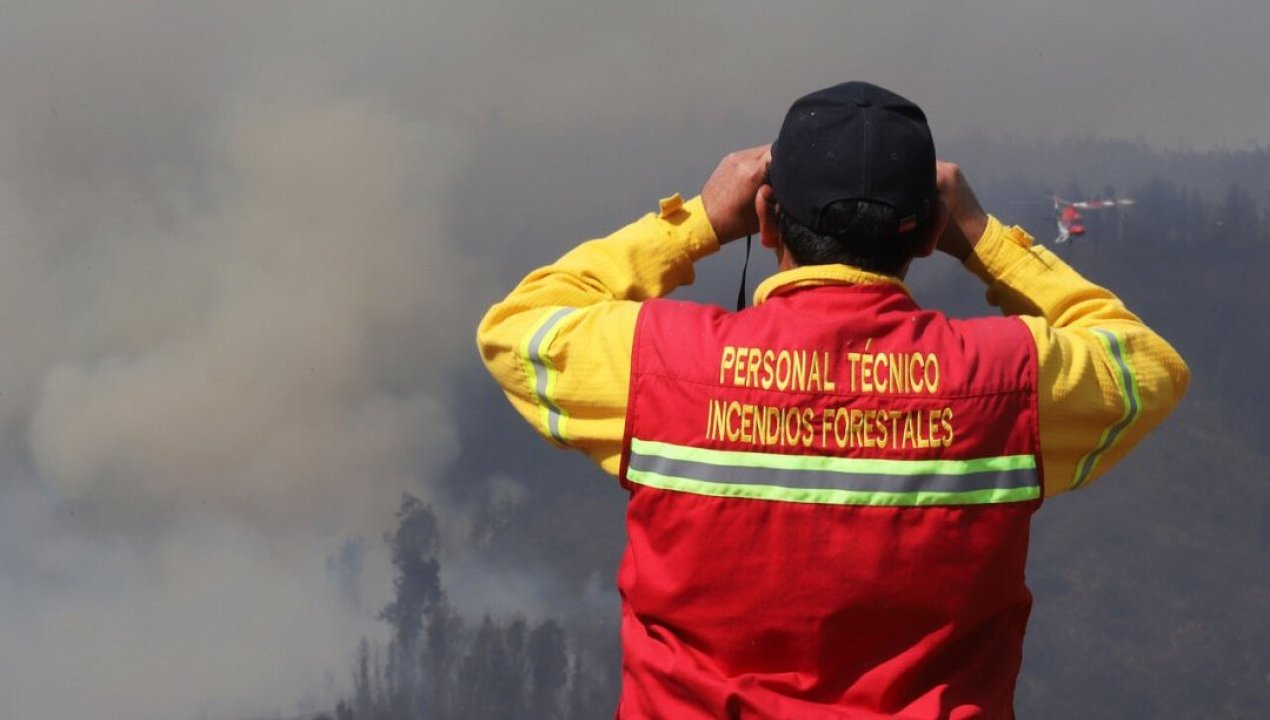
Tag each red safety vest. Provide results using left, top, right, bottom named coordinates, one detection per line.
left=618, top=282, right=1042, bottom=719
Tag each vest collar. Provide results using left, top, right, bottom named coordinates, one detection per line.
left=753, top=264, right=910, bottom=305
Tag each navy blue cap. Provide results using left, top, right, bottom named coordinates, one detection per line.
left=769, top=81, right=936, bottom=234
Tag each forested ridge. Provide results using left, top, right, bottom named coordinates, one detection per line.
left=289, top=137, right=1268, bottom=720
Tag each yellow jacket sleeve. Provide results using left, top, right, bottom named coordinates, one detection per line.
left=964, top=217, right=1190, bottom=497
left=476, top=194, right=719, bottom=476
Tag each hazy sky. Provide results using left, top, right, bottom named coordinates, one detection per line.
left=0, top=2, right=1266, bottom=718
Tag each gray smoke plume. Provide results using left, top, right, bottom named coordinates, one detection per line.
left=0, top=4, right=478, bottom=718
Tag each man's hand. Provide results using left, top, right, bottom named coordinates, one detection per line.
left=702, top=144, right=772, bottom=245
left=935, top=161, right=989, bottom=261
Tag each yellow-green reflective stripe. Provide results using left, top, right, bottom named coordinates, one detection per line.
left=1072, top=328, right=1142, bottom=489
left=628, top=438, right=1039, bottom=506
left=518, top=307, right=577, bottom=444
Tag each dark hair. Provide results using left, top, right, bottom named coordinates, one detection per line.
left=776, top=200, right=930, bottom=276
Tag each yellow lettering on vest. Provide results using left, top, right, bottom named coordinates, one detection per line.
left=823, top=352, right=837, bottom=390
left=719, top=346, right=736, bottom=385
left=705, top=398, right=716, bottom=439
left=828, top=407, right=845, bottom=447
left=874, top=408, right=889, bottom=447
left=893, top=353, right=908, bottom=393
left=888, top=409, right=903, bottom=444
left=775, top=350, right=792, bottom=391
left=836, top=351, right=942, bottom=395
left=901, top=412, right=916, bottom=448
left=791, top=351, right=806, bottom=391
left=765, top=406, right=782, bottom=444
left=760, top=350, right=776, bottom=390
left=873, top=353, right=889, bottom=392
left=849, top=408, right=864, bottom=447
left=726, top=401, right=741, bottom=441
left=739, top=402, right=754, bottom=442
left=801, top=408, right=815, bottom=447
left=808, top=351, right=823, bottom=391
left=909, top=354, right=925, bottom=393
left=941, top=407, right=954, bottom=447
left=784, top=406, right=802, bottom=446
left=862, top=409, right=877, bottom=447
left=745, top=348, right=760, bottom=388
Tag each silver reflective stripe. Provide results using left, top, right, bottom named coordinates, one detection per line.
left=627, top=438, right=1040, bottom=506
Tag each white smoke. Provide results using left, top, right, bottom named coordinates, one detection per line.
left=0, top=8, right=477, bottom=715
left=0, top=514, right=376, bottom=720
left=28, top=78, right=467, bottom=536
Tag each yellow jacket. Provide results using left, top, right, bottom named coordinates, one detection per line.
left=478, top=194, right=1189, bottom=497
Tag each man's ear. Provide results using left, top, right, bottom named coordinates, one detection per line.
left=914, top=199, right=948, bottom=258
left=756, top=185, right=781, bottom=249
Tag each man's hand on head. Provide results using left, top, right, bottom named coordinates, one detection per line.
left=702, top=144, right=772, bottom=245
left=935, top=161, right=989, bottom=262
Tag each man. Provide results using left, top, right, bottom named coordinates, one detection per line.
left=478, top=82, right=1188, bottom=718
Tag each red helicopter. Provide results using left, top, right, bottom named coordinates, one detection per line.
left=1053, top=195, right=1135, bottom=243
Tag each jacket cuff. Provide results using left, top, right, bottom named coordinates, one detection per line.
left=962, top=215, right=1035, bottom=285
left=658, top=193, right=720, bottom=262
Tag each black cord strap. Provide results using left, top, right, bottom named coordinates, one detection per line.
left=736, top=234, right=752, bottom=312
